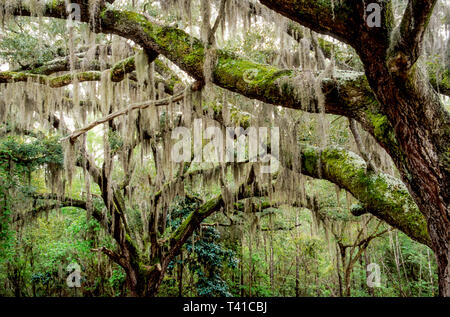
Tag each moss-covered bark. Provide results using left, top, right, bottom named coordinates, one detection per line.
left=100, top=9, right=367, bottom=113
left=300, top=145, right=430, bottom=247
left=0, top=70, right=102, bottom=87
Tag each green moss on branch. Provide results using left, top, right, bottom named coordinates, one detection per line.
left=0, top=70, right=101, bottom=87
left=111, top=56, right=136, bottom=82
left=301, top=145, right=430, bottom=246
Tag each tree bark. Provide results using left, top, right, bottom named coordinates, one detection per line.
left=261, top=0, right=450, bottom=297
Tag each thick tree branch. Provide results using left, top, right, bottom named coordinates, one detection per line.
left=99, top=9, right=361, bottom=114
left=8, top=2, right=444, bottom=134
left=7, top=2, right=443, bottom=154
left=389, top=0, right=438, bottom=74
left=0, top=70, right=101, bottom=87
left=299, top=145, right=430, bottom=247
left=91, top=246, right=126, bottom=266
left=166, top=166, right=258, bottom=260
left=258, top=0, right=358, bottom=46
left=30, top=193, right=107, bottom=226
left=15, top=52, right=100, bottom=75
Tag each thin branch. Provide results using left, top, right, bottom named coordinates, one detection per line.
left=62, top=90, right=185, bottom=142
left=208, top=0, right=227, bottom=44
left=261, top=223, right=302, bottom=231
left=390, top=0, right=438, bottom=73
left=0, top=70, right=102, bottom=87
left=91, top=246, right=125, bottom=266
left=349, top=119, right=377, bottom=172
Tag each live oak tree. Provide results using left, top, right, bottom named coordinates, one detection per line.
left=0, top=0, right=448, bottom=296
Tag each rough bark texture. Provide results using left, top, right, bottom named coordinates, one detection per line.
left=258, top=0, right=449, bottom=296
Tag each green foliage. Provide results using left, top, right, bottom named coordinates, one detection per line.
left=165, top=198, right=236, bottom=297
left=0, top=32, right=55, bottom=66
left=0, top=135, right=63, bottom=170
left=108, top=269, right=126, bottom=296
left=0, top=19, right=67, bottom=68
left=0, top=134, right=62, bottom=267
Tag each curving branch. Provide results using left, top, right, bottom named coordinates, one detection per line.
left=14, top=53, right=100, bottom=76
left=0, top=70, right=101, bottom=87
left=62, top=89, right=185, bottom=142
left=299, top=145, right=430, bottom=247
left=91, top=246, right=126, bottom=266
left=258, top=0, right=358, bottom=46
left=167, top=165, right=259, bottom=259
left=389, top=0, right=438, bottom=74
left=29, top=193, right=107, bottom=227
